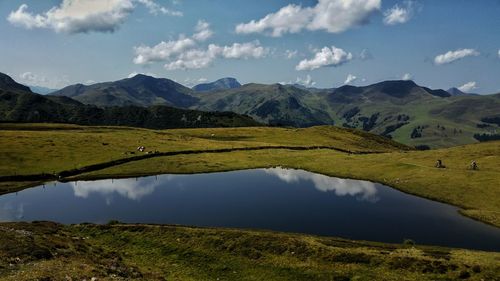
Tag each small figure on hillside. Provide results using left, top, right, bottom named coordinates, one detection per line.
left=469, top=160, right=478, bottom=170
left=435, top=159, right=445, bottom=168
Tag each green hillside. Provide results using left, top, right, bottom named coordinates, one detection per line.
left=193, top=80, right=500, bottom=148
left=0, top=73, right=260, bottom=129
left=7, top=72, right=500, bottom=148
left=52, top=74, right=198, bottom=108
left=194, top=83, right=332, bottom=126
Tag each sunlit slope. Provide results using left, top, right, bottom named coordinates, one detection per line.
left=0, top=124, right=408, bottom=177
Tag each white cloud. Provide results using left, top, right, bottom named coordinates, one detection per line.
left=164, top=45, right=220, bottom=70
left=192, top=20, right=213, bottom=41
left=7, top=0, right=180, bottom=34
left=296, top=46, right=352, bottom=71
left=136, top=0, right=182, bottom=16
left=183, top=77, right=209, bottom=87
left=402, top=73, right=412, bottom=80
left=284, top=49, right=298, bottom=59
left=295, top=75, right=316, bottom=87
left=163, top=41, right=269, bottom=70
left=220, top=41, right=268, bottom=59
left=235, top=0, right=381, bottom=37
left=498, top=49, right=500, bottom=58
left=133, top=36, right=196, bottom=64
left=134, top=21, right=269, bottom=70
left=20, top=72, right=47, bottom=85
left=458, top=81, right=477, bottom=93
left=344, top=74, right=357, bottom=85
left=359, top=49, right=373, bottom=60
left=383, top=2, right=413, bottom=25
left=434, top=48, right=480, bottom=65
left=18, top=71, right=69, bottom=88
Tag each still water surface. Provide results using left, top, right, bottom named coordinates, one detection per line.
left=1, top=168, right=499, bottom=251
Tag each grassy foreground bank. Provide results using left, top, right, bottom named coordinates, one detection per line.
left=1, top=222, right=499, bottom=281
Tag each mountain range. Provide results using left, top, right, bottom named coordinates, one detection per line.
left=0, top=73, right=259, bottom=129
left=48, top=74, right=500, bottom=148
left=2, top=72, right=499, bottom=147
left=192, top=77, right=241, bottom=92
left=29, top=85, right=58, bottom=95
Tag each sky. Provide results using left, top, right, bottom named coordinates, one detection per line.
left=0, top=0, right=499, bottom=94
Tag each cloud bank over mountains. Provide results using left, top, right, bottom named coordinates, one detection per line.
left=7, top=0, right=180, bottom=34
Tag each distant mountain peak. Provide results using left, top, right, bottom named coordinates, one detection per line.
left=52, top=74, right=196, bottom=108
left=128, top=73, right=155, bottom=80
left=193, top=77, right=241, bottom=92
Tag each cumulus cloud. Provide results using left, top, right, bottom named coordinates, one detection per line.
left=7, top=0, right=180, bottom=34
left=235, top=0, right=381, bottom=37
left=136, top=0, right=182, bottom=16
left=458, top=81, right=477, bottom=93
left=295, top=75, right=316, bottom=87
left=434, top=48, right=480, bottom=65
left=192, top=20, right=213, bottom=41
left=134, top=22, right=268, bottom=70
left=383, top=1, right=414, bottom=25
left=402, top=73, right=412, bottom=80
left=133, top=36, right=196, bottom=64
left=18, top=71, right=69, bottom=88
left=344, top=74, right=357, bottom=84
left=163, top=41, right=268, bottom=70
left=296, top=46, right=352, bottom=71
left=221, top=41, right=268, bottom=59
left=20, top=72, right=47, bottom=85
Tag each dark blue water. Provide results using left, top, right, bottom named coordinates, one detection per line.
left=1, top=168, right=499, bottom=251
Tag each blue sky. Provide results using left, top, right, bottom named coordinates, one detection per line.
left=0, top=0, right=499, bottom=94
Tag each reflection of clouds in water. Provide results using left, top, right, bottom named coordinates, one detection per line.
left=264, top=168, right=379, bottom=202
left=71, top=177, right=165, bottom=202
left=0, top=202, right=24, bottom=221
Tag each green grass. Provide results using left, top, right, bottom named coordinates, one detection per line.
left=79, top=143, right=500, bottom=227
left=0, top=123, right=406, bottom=176
left=1, top=123, right=500, bottom=280
left=1, top=123, right=499, bottom=226
left=0, top=222, right=499, bottom=281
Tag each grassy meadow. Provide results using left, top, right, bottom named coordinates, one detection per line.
left=1, top=123, right=497, bottom=226
left=1, top=123, right=499, bottom=280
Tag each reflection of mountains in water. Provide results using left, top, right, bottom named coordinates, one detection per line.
left=263, top=168, right=379, bottom=202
